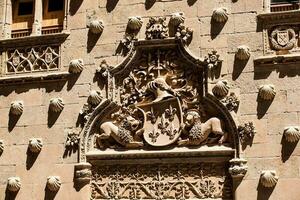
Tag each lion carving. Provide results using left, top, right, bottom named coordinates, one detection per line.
left=178, top=110, right=228, bottom=146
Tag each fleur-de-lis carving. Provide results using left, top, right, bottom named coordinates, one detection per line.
left=158, top=114, right=169, bottom=134
left=165, top=105, right=177, bottom=121
left=147, top=107, right=158, bottom=124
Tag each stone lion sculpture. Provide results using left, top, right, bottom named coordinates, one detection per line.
left=97, top=111, right=144, bottom=148
left=178, top=110, right=228, bottom=146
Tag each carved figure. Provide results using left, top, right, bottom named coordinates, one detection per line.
left=97, top=108, right=144, bottom=148
left=178, top=110, right=227, bottom=146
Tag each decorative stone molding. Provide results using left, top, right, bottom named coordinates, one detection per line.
left=7, top=177, right=21, bottom=192
left=88, top=90, right=102, bottom=105
left=66, top=131, right=80, bottom=148
left=212, top=80, right=230, bottom=98
left=74, top=162, right=92, bottom=184
left=69, top=59, right=84, bottom=73
left=238, top=122, right=256, bottom=144
left=221, top=92, right=240, bottom=112
left=91, top=162, right=232, bottom=200
left=28, top=138, right=43, bottom=153
left=258, top=84, right=276, bottom=100
left=236, top=45, right=251, bottom=60
left=145, top=17, right=168, bottom=39
left=49, top=98, right=65, bottom=112
left=260, top=170, right=278, bottom=188
left=170, top=12, right=185, bottom=26
left=205, top=50, right=222, bottom=69
left=46, top=176, right=61, bottom=192
left=10, top=101, right=24, bottom=115
left=127, top=16, right=143, bottom=31
left=229, top=158, right=248, bottom=178
left=0, top=140, right=4, bottom=155
left=284, top=126, right=300, bottom=143
left=212, top=7, right=228, bottom=23
left=88, top=20, right=104, bottom=34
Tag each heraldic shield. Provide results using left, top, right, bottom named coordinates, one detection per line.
left=138, top=97, right=183, bottom=147
left=277, top=30, right=289, bottom=46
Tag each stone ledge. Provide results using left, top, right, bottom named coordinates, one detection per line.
left=254, top=54, right=300, bottom=66
left=86, top=145, right=235, bottom=163
left=0, top=32, right=70, bottom=50
left=257, top=10, right=300, bottom=25
left=0, top=71, right=70, bottom=85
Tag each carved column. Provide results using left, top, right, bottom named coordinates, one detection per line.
left=264, top=0, right=271, bottom=12
left=3, top=0, right=12, bottom=39
left=31, top=0, right=42, bottom=36
left=229, top=158, right=248, bottom=200
left=63, top=0, right=69, bottom=31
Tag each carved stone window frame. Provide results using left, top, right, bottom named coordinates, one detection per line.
left=255, top=10, right=300, bottom=66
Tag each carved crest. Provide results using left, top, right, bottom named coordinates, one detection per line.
left=277, top=30, right=289, bottom=46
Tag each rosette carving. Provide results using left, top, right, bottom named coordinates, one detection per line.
left=28, top=138, right=43, bottom=153
left=69, top=59, right=84, bottom=73
left=47, top=176, right=61, bottom=192
left=212, top=80, right=230, bottom=98
left=49, top=98, right=65, bottom=112
left=212, top=7, right=228, bottom=23
left=284, top=126, right=300, bottom=143
left=258, top=84, right=276, bottom=100
left=260, top=170, right=278, bottom=188
left=7, top=177, right=21, bottom=192
left=10, top=101, right=24, bottom=115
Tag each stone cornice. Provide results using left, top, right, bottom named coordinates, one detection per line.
left=257, top=10, right=300, bottom=26
left=0, top=32, right=70, bottom=50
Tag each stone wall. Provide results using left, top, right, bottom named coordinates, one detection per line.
left=0, top=0, right=299, bottom=200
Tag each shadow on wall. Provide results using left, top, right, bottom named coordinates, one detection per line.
left=232, top=56, right=250, bottom=81
left=26, top=148, right=40, bottom=170
left=69, top=0, right=83, bottom=16
left=106, top=0, right=119, bottom=12
left=281, top=136, right=298, bottom=163
left=8, top=112, right=21, bottom=132
left=257, top=182, right=275, bottom=200
left=256, top=96, right=273, bottom=119
left=145, top=0, right=156, bottom=10
left=87, top=30, right=102, bottom=53
left=5, top=190, right=18, bottom=200
left=47, top=107, right=63, bottom=128
left=254, top=63, right=300, bottom=80
left=210, top=19, right=226, bottom=40
left=187, top=0, right=197, bottom=6
left=44, top=187, right=58, bottom=200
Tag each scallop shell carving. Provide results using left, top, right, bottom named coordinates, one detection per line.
left=10, top=101, right=24, bottom=115
left=7, top=177, right=21, bottom=192
left=88, top=20, right=104, bottom=34
left=212, top=7, right=228, bottom=23
left=212, top=80, right=230, bottom=98
left=169, top=12, right=185, bottom=26
left=260, top=170, right=278, bottom=188
left=69, top=59, right=84, bottom=73
left=258, top=84, right=276, bottom=100
left=284, top=126, right=300, bottom=143
left=28, top=138, right=43, bottom=153
left=0, top=140, right=4, bottom=155
left=127, top=16, right=143, bottom=31
left=88, top=90, right=102, bottom=105
left=47, top=176, right=61, bottom=192
left=49, top=98, right=65, bottom=112
left=236, top=45, right=251, bottom=60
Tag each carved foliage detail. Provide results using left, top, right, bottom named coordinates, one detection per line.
left=146, top=17, right=168, bottom=40
left=238, top=122, right=256, bottom=144
left=91, top=162, right=232, bottom=200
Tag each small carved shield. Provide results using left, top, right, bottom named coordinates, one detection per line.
left=138, top=97, right=183, bottom=147
left=12, top=56, right=20, bottom=66
left=277, top=30, right=289, bottom=46
left=45, top=53, right=52, bottom=63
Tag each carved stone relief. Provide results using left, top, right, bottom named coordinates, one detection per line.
left=260, top=170, right=278, bottom=188
left=90, top=162, right=232, bottom=200
left=0, top=140, right=3, bottom=155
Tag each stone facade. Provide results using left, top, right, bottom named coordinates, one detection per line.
left=0, top=1, right=299, bottom=200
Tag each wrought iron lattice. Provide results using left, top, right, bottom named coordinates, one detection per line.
left=6, top=46, right=59, bottom=74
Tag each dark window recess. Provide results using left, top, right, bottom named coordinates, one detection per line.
left=48, top=0, right=64, bottom=12
left=271, top=0, right=299, bottom=4
left=18, top=1, right=34, bottom=16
